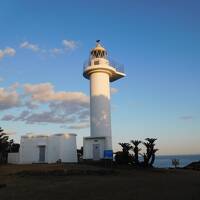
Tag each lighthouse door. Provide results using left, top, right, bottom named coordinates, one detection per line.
left=93, top=144, right=100, bottom=160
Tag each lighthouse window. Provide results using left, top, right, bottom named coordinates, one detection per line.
left=93, top=51, right=98, bottom=58
left=94, top=61, right=99, bottom=65
left=98, top=50, right=101, bottom=57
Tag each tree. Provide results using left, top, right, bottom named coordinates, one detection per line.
left=77, top=146, right=83, bottom=162
left=0, top=127, right=20, bottom=164
left=115, top=138, right=158, bottom=168
left=115, top=143, right=133, bottom=165
left=119, top=143, right=132, bottom=153
left=143, top=138, right=158, bottom=167
left=0, top=127, right=9, bottom=164
left=9, top=142, right=20, bottom=153
left=131, top=140, right=141, bottom=165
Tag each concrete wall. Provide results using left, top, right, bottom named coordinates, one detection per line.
left=60, top=134, right=77, bottom=162
left=19, top=136, right=48, bottom=164
left=8, top=153, right=19, bottom=164
left=47, top=135, right=60, bottom=163
left=90, top=72, right=112, bottom=150
left=19, top=133, right=77, bottom=164
left=83, top=138, right=105, bottom=159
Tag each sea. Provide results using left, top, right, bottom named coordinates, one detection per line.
left=154, top=154, right=200, bottom=168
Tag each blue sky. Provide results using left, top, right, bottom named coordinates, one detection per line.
left=0, top=0, right=199, bottom=155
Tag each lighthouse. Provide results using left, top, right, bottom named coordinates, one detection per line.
left=83, top=41, right=125, bottom=160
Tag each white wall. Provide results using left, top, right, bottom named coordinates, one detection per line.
left=60, top=134, right=77, bottom=162
left=19, top=133, right=77, bottom=164
left=90, top=72, right=112, bottom=150
left=47, top=135, right=60, bottom=163
left=83, top=137, right=105, bottom=159
left=8, top=153, right=19, bottom=164
left=19, top=136, right=48, bottom=164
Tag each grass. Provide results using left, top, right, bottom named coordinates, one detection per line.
left=0, top=164, right=200, bottom=200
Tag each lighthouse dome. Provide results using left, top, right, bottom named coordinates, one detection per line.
left=90, top=41, right=107, bottom=59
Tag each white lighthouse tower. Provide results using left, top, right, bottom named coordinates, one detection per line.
left=83, top=41, right=125, bottom=160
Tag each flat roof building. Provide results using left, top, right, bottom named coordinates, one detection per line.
left=8, top=133, right=77, bottom=164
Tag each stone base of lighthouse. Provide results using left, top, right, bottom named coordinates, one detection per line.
left=83, top=137, right=113, bottom=160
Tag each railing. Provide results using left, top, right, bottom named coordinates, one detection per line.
left=109, top=59, right=125, bottom=74
left=83, top=57, right=125, bottom=74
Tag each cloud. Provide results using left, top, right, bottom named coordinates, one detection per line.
left=1, top=114, right=15, bottom=121
left=19, top=39, right=79, bottom=56
left=8, top=82, right=20, bottom=91
left=0, top=88, right=20, bottom=110
left=14, top=110, right=30, bottom=121
left=111, top=87, right=118, bottom=94
left=0, top=77, right=4, bottom=82
left=49, top=48, right=63, bottom=55
left=3, top=47, right=16, bottom=56
left=2, top=109, right=85, bottom=125
left=0, top=47, right=16, bottom=60
left=23, top=83, right=89, bottom=104
left=62, top=40, right=78, bottom=50
left=179, top=115, right=194, bottom=120
left=17, top=111, right=75, bottom=124
left=3, top=130, right=16, bottom=136
left=20, top=41, right=39, bottom=52
left=67, top=122, right=90, bottom=130
left=24, top=101, right=39, bottom=109
left=1, top=82, right=89, bottom=128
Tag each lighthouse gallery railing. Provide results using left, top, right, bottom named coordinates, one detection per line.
left=83, top=58, right=125, bottom=74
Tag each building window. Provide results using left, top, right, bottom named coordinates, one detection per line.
left=94, top=61, right=99, bottom=65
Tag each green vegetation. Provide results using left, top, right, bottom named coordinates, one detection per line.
left=115, top=138, right=158, bottom=167
left=0, top=127, right=20, bottom=164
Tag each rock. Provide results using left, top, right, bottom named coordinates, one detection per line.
left=184, top=161, right=200, bottom=170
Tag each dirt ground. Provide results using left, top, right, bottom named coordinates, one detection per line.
left=0, top=164, right=200, bottom=200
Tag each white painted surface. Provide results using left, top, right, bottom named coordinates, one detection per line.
left=83, top=43, right=125, bottom=159
left=90, top=72, right=112, bottom=150
left=19, top=133, right=77, bottom=164
left=8, top=153, right=19, bottom=164
left=83, top=137, right=105, bottom=159
left=19, top=135, right=48, bottom=164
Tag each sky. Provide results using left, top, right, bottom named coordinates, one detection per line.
left=0, top=0, right=200, bottom=155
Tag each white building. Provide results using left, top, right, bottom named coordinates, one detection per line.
left=83, top=41, right=125, bottom=160
left=8, top=133, right=78, bottom=164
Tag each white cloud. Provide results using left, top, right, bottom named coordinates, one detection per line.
left=20, top=41, right=39, bottom=52
left=6, top=131, right=16, bottom=136
left=19, top=111, right=75, bottom=124
left=19, top=39, right=79, bottom=56
left=23, top=83, right=89, bottom=104
left=0, top=77, right=4, bottom=82
left=1, top=82, right=89, bottom=128
left=1, top=114, right=15, bottom=121
left=67, top=122, right=90, bottom=130
left=0, top=47, right=16, bottom=60
left=62, top=40, right=78, bottom=50
left=8, top=82, right=20, bottom=91
left=3, top=47, right=16, bottom=56
left=50, top=48, right=63, bottom=55
left=0, top=87, right=20, bottom=110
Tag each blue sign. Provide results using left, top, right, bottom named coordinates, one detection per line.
left=104, top=150, right=113, bottom=159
